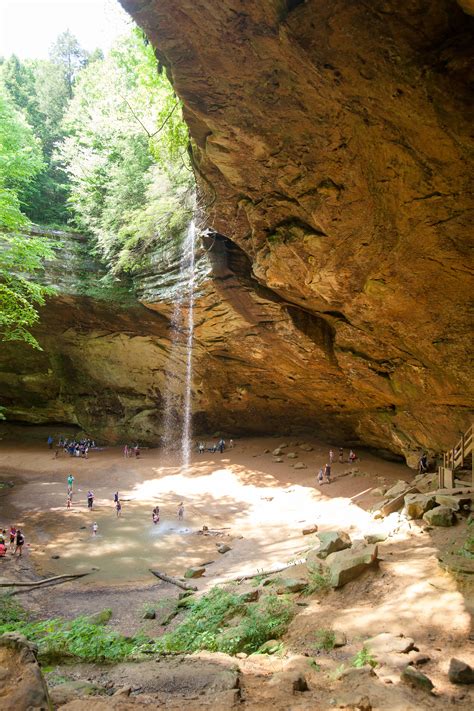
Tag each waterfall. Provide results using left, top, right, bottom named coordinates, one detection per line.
left=161, top=219, right=196, bottom=467
left=181, top=219, right=196, bottom=467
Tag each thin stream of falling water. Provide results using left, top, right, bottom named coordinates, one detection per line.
left=161, top=219, right=196, bottom=467
left=181, top=220, right=196, bottom=466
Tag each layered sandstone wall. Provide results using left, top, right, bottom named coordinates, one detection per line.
left=118, top=0, right=473, bottom=459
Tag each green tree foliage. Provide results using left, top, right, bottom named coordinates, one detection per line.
left=49, top=30, right=90, bottom=99
left=0, top=85, right=55, bottom=348
left=59, top=28, right=194, bottom=274
left=0, top=31, right=90, bottom=226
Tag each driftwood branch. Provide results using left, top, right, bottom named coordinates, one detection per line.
left=0, top=572, right=91, bottom=588
left=217, top=559, right=306, bottom=585
left=149, top=569, right=197, bottom=591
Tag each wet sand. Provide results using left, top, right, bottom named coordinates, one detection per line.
left=0, top=436, right=413, bottom=588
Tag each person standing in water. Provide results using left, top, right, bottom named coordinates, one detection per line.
left=177, top=502, right=184, bottom=520
left=67, top=474, right=74, bottom=493
left=15, top=529, right=25, bottom=556
left=92, top=522, right=98, bottom=536
left=87, top=490, right=94, bottom=510
left=324, top=463, right=331, bottom=484
left=9, top=526, right=17, bottom=549
left=115, top=500, right=122, bottom=517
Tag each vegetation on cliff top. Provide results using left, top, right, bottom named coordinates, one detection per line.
left=0, top=24, right=193, bottom=348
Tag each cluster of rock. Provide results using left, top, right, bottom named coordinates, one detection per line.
left=306, top=531, right=379, bottom=588
left=270, top=441, right=312, bottom=469
left=374, top=476, right=473, bottom=527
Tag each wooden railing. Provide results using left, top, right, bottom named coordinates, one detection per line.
left=438, top=423, right=473, bottom=488
left=443, top=424, right=473, bottom=470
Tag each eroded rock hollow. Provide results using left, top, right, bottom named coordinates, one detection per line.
left=1, top=2, right=472, bottom=464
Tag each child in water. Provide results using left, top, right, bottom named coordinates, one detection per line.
left=177, top=502, right=184, bottom=520
left=92, top=522, right=98, bottom=536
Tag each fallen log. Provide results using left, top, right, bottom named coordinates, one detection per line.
left=149, top=570, right=198, bottom=591
left=217, top=558, right=306, bottom=585
left=0, top=572, right=91, bottom=588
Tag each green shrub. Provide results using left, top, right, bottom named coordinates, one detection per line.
left=0, top=605, right=147, bottom=663
left=0, top=595, right=28, bottom=624
left=351, top=646, right=377, bottom=668
left=314, top=628, right=336, bottom=651
left=304, top=567, right=332, bottom=595
left=152, top=587, right=295, bottom=656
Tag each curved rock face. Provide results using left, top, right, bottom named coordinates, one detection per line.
left=1, top=4, right=472, bottom=462
left=115, top=0, right=473, bottom=458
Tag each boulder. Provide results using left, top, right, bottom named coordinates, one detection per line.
left=49, top=680, right=105, bottom=706
left=302, top=524, right=318, bottom=535
left=372, top=487, right=386, bottom=497
left=113, top=686, right=131, bottom=697
left=448, top=658, right=474, bottom=684
left=384, top=480, right=411, bottom=499
left=404, top=493, right=437, bottom=519
left=276, top=578, right=307, bottom=594
left=323, top=543, right=378, bottom=588
left=435, top=494, right=471, bottom=511
left=380, top=486, right=420, bottom=516
left=299, top=444, right=314, bottom=451
left=217, top=544, right=231, bottom=554
left=365, top=633, right=415, bottom=656
left=401, top=665, right=434, bottom=692
left=415, top=473, right=438, bottom=492
left=333, top=631, right=347, bottom=647
left=184, top=566, right=205, bottom=578
left=142, top=608, right=156, bottom=619
left=0, top=633, right=52, bottom=711
left=364, top=532, right=388, bottom=544
left=86, top=609, right=112, bottom=625
left=294, top=462, right=307, bottom=470
left=423, top=506, right=456, bottom=527
left=273, top=457, right=284, bottom=463
left=176, top=595, right=195, bottom=608
left=257, top=639, right=282, bottom=654
left=335, top=665, right=376, bottom=681
left=272, top=448, right=283, bottom=456
left=287, top=452, right=298, bottom=459
left=268, top=670, right=309, bottom=692
left=240, top=589, right=260, bottom=603
left=307, top=530, right=352, bottom=562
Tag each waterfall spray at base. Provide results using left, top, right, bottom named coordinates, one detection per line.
left=161, top=219, right=196, bottom=467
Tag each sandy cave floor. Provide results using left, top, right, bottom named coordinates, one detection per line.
left=0, top=436, right=473, bottom=709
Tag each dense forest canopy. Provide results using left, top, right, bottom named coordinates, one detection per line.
left=0, top=25, right=193, bottom=347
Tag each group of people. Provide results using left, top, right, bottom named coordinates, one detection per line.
left=316, top=448, right=358, bottom=486
left=152, top=502, right=184, bottom=525
left=49, top=435, right=97, bottom=459
left=197, top=438, right=232, bottom=454
left=0, top=526, right=25, bottom=557
left=123, top=444, right=141, bottom=458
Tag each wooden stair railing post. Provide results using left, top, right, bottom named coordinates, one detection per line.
left=461, top=433, right=465, bottom=468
